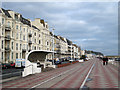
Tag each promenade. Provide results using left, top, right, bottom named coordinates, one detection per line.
left=2, top=58, right=119, bottom=89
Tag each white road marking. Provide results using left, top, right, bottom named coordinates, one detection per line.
left=79, top=63, right=95, bottom=90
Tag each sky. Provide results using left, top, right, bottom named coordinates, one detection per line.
left=2, top=2, right=118, bottom=56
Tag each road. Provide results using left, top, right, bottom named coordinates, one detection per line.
left=2, top=58, right=119, bottom=89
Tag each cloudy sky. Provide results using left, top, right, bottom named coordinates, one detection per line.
left=2, top=2, right=118, bottom=55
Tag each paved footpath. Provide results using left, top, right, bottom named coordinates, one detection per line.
left=2, top=58, right=119, bottom=89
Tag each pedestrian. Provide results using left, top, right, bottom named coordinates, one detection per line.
left=105, top=57, right=108, bottom=65
left=103, top=57, right=106, bottom=65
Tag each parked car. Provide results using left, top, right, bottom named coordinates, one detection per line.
left=55, top=60, right=61, bottom=65
left=69, top=59, right=75, bottom=63
left=10, top=62, right=15, bottom=68
left=2, top=63, right=11, bottom=69
left=115, top=58, right=120, bottom=61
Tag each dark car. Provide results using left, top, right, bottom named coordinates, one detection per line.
left=2, top=63, right=11, bottom=69
left=55, top=61, right=61, bottom=65
left=2, top=62, right=15, bottom=69
left=115, top=58, right=120, bottom=61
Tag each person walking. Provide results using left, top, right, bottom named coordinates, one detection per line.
left=103, top=57, right=106, bottom=65
left=105, top=57, right=108, bottom=65
left=102, top=56, right=108, bottom=65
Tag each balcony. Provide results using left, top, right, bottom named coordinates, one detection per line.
left=29, top=40, right=32, bottom=45
left=5, top=35, right=11, bottom=40
left=5, top=26, right=11, bottom=31
left=5, top=47, right=10, bottom=52
left=28, top=33, right=32, bottom=37
left=22, top=49, right=26, bottom=52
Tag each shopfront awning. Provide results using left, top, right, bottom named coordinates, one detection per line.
left=26, top=50, right=53, bottom=62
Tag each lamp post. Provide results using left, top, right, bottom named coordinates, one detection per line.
left=71, top=44, right=72, bottom=60
left=52, top=28, right=55, bottom=65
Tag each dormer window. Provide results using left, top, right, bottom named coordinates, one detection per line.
left=15, top=14, right=18, bottom=20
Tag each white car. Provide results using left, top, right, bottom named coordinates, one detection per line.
left=69, top=60, right=74, bottom=62
left=78, top=59, right=84, bottom=62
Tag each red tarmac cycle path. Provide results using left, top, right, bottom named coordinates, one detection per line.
left=2, top=58, right=119, bottom=89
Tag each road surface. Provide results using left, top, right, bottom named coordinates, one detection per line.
left=2, top=58, right=119, bottom=89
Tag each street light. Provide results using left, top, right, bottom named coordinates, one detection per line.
left=52, top=28, right=55, bottom=65
left=71, top=44, right=72, bottom=60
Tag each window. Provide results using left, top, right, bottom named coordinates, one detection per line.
left=23, top=28, right=25, bottom=32
left=11, top=31, right=13, bottom=37
left=15, top=14, right=18, bottom=20
left=16, top=43, right=18, bottom=50
left=2, top=18, right=4, bottom=24
left=23, top=35, right=25, bottom=40
left=2, top=40, right=3, bottom=49
left=23, top=44, right=25, bottom=49
left=35, top=39, right=36, bottom=43
left=12, top=22, right=14, bottom=28
left=16, top=25, right=18, bottom=29
left=20, top=44, right=22, bottom=50
left=7, top=21, right=10, bottom=27
left=34, top=32, right=36, bottom=36
left=39, top=40, right=41, bottom=44
left=27, top=45, right=28, bottom=50
left=2, top=28, right=4, bottom=35
left=20, top=33, right=22, bottom=40
left=27, top=28, right=28, bottom=32
left=47, top=42, right=49, bottom=45
left=16, top=53, right=18, bottom=59
left=20, top=26, right=22, bottom=30
left=12, top=42, right=14, bottom=50
left=1, top=52, right=3, bottom=60
left=12, top=52, right=13, bottom=59
left=39, top=34, right=40, bottom=37
left=16, top=33, right=18, bottom=39
left=35, top=46, right=36, bottom=50
left=20, top=53, right=21, bottom=58
left=7, top=53, right=9, bottom=60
